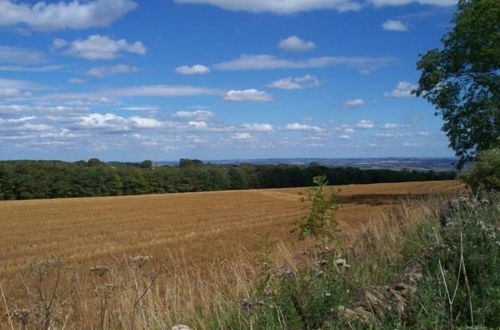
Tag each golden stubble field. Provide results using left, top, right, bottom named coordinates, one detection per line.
left=0, top=180, right=464, bottom=328
left=0, top=180, right=462, bottom=277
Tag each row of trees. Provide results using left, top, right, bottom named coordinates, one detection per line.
left=0, top=159, right=455, bottom=200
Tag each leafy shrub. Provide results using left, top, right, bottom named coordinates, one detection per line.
left=459, top=148, right=500, bottom=192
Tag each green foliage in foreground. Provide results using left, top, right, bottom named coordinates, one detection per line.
left=0, top=159, right=455, bottom=200
left=459, top=148, right=500, bottom=192
left=178, top=194, right=499, bottom=329
left=293, top=176, right=338, bottom=241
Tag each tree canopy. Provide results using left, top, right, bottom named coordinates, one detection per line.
left=415, top=0, right=499, bottom=167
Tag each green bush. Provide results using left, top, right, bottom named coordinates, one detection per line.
left=459, top=148, right=500, bottom=192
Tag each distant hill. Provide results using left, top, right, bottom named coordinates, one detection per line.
left=157, top=157, right=458, bottom=172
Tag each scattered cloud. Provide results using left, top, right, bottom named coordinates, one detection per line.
left=268, top=74, right=320, bottom=89
left=224, top=89, right=272, bottom=102
left=342, top=99, right=365, bottom=108
left=214, top=54, right=394, bottom=74
left=68, top=78, right=86, bottom=84
left=369, top=0, right=456, bottom=7
left=417, top=131, right=430, bottom=136
left=355, top=120, right=374, bottom=129
left=103, top=85, right=221, bottom=97
left=383, top=123, right=400, bottom=129
left=285, top=123, right=322, bottom=133
left=188, top=120, right=208, bottom=129
left=175, top=64, right=211, bottom=75
left=241, top=123, right=274, bottom=132
left=0, top=0, right=137, bottom=31
left=77, top=113, right=161, bottom=131
left=87, top=64, right=139, bottom=77
left=278, top=36, right=316, bottom=52
left=232, top=132, right=252, bottom=140
left=173, top=110, right=215, bottom=121
left=0, top=65, right=63, bottom=72
left=54, top=35, right=147, bottom=60
left=385, top=81, right=417, bottom=98
left=0, top=46, right=45, bottom=64
left=174, top=0, right=362, bottom=14
left=382, top=19, right=408, bottom=31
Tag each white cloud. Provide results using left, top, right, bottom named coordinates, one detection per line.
left=268, top=74, right=320, bottom=89
left=0, top=46, right=45, bottom=64
left=232, top=132, right=252, bottom=140
left=278, top=36, right=316, bottom=52
left=376, top=132, right=398, bottom=138
left=382, top=19, right=408, bottom=31
left=54, top=35, right=147, bottom=60
left=87, top=64, right=138, bottom=77
left=175, top=64, right=211, bottom=75
left=188, top=121, right=208, bottom=129
left=224, top=89, right=272, bottom=102
left=344, top=128, right=354, bottom=133
left=0, top=65, right=63, bottom=72
left=241, top=123, right=274, bottom=132
left=383, top=123, right=400, bottom=129
left=0, top=0, right=136, bottom=31
left=370, top=0, right=456, bottom=7
left=355, top=120, right=374, bottom=129
left=129, top=116, right=162, bottom=128
left=214, top=54, right=394, bottom=73
left=0, top=78, right=39, bottom=99
left=342, top=99, right=364, bottom=108
left=121, top=106, right=159, bottom=112
left=417, top=131, right=430, bottom=136
left=69, top=78, right=86, bottom=84
left=103, top=85, right=221, bottom=97
left=77, top=113, right=162, bottom=131
left=173, top=110, right=215, bottom=121
left=385, top=81, right=417, bottom=98
left=174, top=0, right=362, bottom=14
left=285, top=123, right=322, bottom=133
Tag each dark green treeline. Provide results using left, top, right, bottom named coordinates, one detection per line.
left=0, top=159, right=455, bottom=200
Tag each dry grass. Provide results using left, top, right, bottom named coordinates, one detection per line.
left=0, top=180, right=463, bottom=328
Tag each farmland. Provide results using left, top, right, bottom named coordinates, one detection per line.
left=0, top=180, right=462, bottom=277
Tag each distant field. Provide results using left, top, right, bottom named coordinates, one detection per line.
left=0, top=180, right=462, bottom=277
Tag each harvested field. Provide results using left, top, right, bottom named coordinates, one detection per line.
left=0, top=180, right=462, bottom=276
left=0, top=180, right=464, bottom=328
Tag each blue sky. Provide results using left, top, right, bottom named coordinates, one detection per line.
left=0, top=0, right=458, bottom=161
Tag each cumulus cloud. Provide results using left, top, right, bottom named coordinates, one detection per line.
left=224, top=89, right=272, bottom=102
left=173, top=110, right=215, bottom=121
left=278, top=36, right=316, bottom=52
left=285, top=123, right=322, bottom=133
left=241, top=123, right=274, bottom=132
left=214, top=54, right=394, bottom=74
left=175, top=64, right=211, bottom=75
left=369, top=0, right=456, bottom=7
left=355, top=120, right=374, bottom=129
left=342, top=99, right=365, bottom=108
left=385, top=81, right=417, bottom=98
left=77, top=113, right=162, bottom=131
left=268, top=74, right=320, bottom=89
left=54, top=35, right=147, bottom=60
left=87, top=64, right=139, bottom=77
left=174, top=0, right=362, bottom=14
left=0, top=0, right=136, bottom=31
left=382, top=19, right=408, bottom=31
